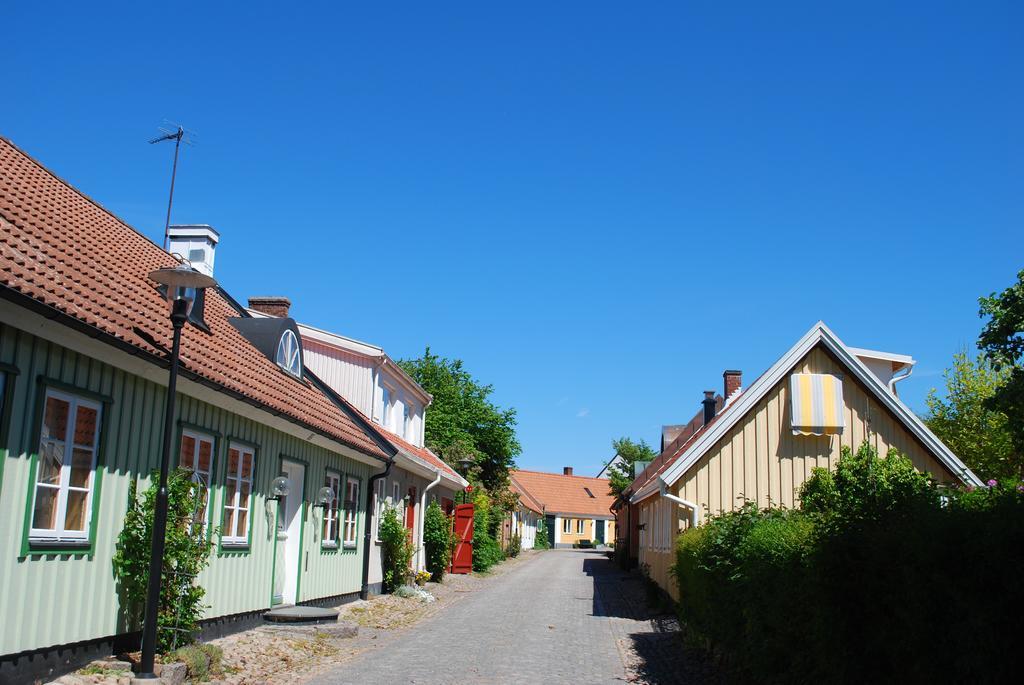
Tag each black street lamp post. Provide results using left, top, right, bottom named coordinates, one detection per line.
left=137, top=264, right=216, bottom=679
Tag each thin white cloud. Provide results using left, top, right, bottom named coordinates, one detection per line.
left=576, top=408, right=590, bottom=418
left=556, top=396, right=569, bottom=406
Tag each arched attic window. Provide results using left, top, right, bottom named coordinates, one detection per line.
left=276, top=329, right=302, bottom=378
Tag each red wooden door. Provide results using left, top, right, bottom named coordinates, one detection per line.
left=450, top=503, right=474, bottom=574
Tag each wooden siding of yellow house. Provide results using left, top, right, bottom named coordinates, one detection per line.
left=644, top=344, right=962, bottom=598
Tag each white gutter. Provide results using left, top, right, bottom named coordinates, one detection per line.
left=416, top=470, right=443, bottom=571
left=888, top=364, right=913, bottom=395
left=659, top=481, right=701, bottom=529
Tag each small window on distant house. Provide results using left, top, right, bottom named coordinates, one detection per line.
left=562, top=518, right=571, bottom=534
left=403, top=404, right=411, bottom=440
left=179, top=429, right=215, bottom=529
left=323, top=471, right=341, bottom=548
left=381, top=387, right=392, bottom=429
left=222, top=443, right=255, bottom=546
left=276, top=330, right=302, bottom=378
left=576, top=519, right=584, bottom=535
left=374, top=478, right=386, bottom=540
left=343, top=477, right=359, bottom=548
left=30, top=389, right=102, bottom=543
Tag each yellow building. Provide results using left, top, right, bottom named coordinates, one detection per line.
left=510, top=468, right=616, bottom=548
left=628, top=322, right=980, bottom=599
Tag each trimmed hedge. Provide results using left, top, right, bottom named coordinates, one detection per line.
left=674, top=442, right=1024, bottom=683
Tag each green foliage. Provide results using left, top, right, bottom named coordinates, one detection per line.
left=673, top=441, right=1024, bottom=683
left=471, top=490, right=505, bottom=572
left=378, top=506, right=413, bottom=593
left=978, top=268, right=1024, bottom=461
left=926, top=350, right=1018, bottom=481
left=533, top=521, right=550, bottom=549
left=508, top=532, right=521, bottom=557
left=423, top=500, right=453, bottom=582
left=606, top=437, right=657, bottom=497
left=399, top=348, right=520, bottom=492
left=112, top=469, right=214, bottom=653
left=167, top=643, right=224, bottom=681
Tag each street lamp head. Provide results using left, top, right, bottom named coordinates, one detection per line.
left=268, top=476, right=290, bottom=502
left=314, top=486, right=334, bottom=509
left=457, top=456, right=475, bottom=475
left=149, top=264, right=217, bottom=318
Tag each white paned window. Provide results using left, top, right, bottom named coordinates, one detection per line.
left=374, top=478, right=386, bottom=540
left=323, top=471, right=340, bottom=547
left=562, top=518, right=571, bottom=534
left=381, top=387, right=392, bottom=429
left=276, top=330, right=302, bottom=378
left=576, top=519, right=585, bottom=535
left=179, top=429, right=215, bottom=529
left=222, top=443, right=255, bottom=546
left=343, top=477, right=359, bottom=548
left=30, top=389, right=102, bottom=543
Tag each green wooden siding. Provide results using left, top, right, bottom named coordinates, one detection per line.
left=0, top=322, right=375, bottom=657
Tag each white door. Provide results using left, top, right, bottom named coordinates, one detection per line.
left=277, top=460, right=305, bottom=606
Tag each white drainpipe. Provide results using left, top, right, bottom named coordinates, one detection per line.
left=659, top=481, right=701, bottom=529
left=416, top=470, right=442, bottom=571
left=888, top=365, right=913, bottom=395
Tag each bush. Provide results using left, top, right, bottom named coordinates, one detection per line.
left=423, top=500, right=453, bottom=582
left=534, top=522, right=550, bottom=549
left=379, top=506, right=413, bottom=593
left=167, top=643, right=223, bottom=681
left=508, top=532, right=521, bottom=557
left=471, top=491, right=506, bottom=572
left=112, top=469, right=214, bottom=653
left=673, top=441, right=1024, bottom=683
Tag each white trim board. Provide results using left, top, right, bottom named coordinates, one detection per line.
left=634, top=321, right=980, bottom=503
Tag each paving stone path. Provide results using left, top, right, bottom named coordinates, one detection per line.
left=309, top=549, right=719, bottom=685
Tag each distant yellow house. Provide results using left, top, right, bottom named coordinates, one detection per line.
left=627, top=322, right=981, bottom=599
left=510, top=468, right=616, bottom=548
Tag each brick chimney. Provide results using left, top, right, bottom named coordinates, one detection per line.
left=724, top=370, right=742, bottom=399
left=563, top=466, right=573, bottom=476
left=702, top=391, right=717, bottom=426
left=248, top=296, right=291, bottom=318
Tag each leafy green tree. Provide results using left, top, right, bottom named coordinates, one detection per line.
left=113, top=469, right=214, bottom=653
left=925, top=351, right=1018, bottom=481
left=379, top=505, right=413, bottom=592
left=423, top=500, right=454, bottom=582
left=534, top=520, right=550, bottom=549
left=399, top=348, right=520, bottom=492
left=606, top=437, right=657, bottom=497
left=978, top=269, right=1024, bottom=460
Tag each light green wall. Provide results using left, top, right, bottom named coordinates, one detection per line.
left=0, top=322, right=377, bottom=658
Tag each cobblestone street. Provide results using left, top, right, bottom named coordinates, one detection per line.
left=309, top=550, right=718, bottom=685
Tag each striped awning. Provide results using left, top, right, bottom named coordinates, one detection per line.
left=790, top=373, right=845, bottom=436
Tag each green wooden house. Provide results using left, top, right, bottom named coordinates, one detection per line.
left=0, top=137, right=399, bottom=681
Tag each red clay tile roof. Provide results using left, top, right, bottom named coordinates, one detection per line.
left=0, top=137, right=389, bottom=460
left=510, top=469, right=615, bottom=518
left=381, top=428, right=465, bottom=484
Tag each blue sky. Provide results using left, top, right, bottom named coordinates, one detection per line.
left=6, top=2, right=1022, bottom=476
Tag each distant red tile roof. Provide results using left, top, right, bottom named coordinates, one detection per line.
left=381, top=428, right=465, bottom=485
left=510, top=469, right=615, bottom=518
left=628, top=393, right=743, bottom=500
left=0, top=137, right=389, bottom=460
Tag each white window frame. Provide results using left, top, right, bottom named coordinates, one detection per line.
left=576, top=518, right=585, bottom=535
left=403, top=403, right=411, bottom=441
left=381, top=386, right=392, bottom=430
left=179, top=428, right=215, bottom=530
left=222, top=442, right=255, bottom=546
left=29, top=388, right=102, bottom=544
left=562, top=517, right=571, bottom=534
left=343, top=476, right=360, bottom=548
left=322, top=471, right=341, bottom=548
left=276, top=330, right=302, bottom=378
left=374, top=477, right=386, bottom=541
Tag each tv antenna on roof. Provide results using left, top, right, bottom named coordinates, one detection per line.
left=149, top=121, right=197, bottom=251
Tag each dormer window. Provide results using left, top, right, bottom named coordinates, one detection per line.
left=276, top=329, right=302, bottom=378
